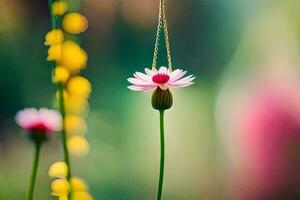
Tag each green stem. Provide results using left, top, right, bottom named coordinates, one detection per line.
left=58, top=83, right=73, bottom=199
left=58, top=83, right=72, bottom=181
left=47, top=0, right=72, bottom=180
left=27, top=142, right=42, bottom=200
left=47, top=0, right=59, bottom=29
left=47, top=0, right=72, bottom=198
left=157, top=110, right=165, bottom=200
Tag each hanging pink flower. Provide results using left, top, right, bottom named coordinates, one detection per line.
left=127, top=66, right=195, bottom=91
left=15, top=108, right=62, bottom=134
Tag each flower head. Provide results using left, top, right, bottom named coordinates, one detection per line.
left=60, top=41, right=88, bottom=71
left=45, top=29, right=64, bottom=46
left=52, top=1, right=68, bottom=16
left=49, top=162, right=68, bottom=178
left=51, top=178, right=70, bottom=196
left=47, top=44, right=62, bottom=61
left=68, top=136, right=90, bottom=156
left=67, top=76, right=92, bottom=99
left=15, top=108, right=61, bottom=134
left=65, top=115, right=87, bottom=135
left=53, top=66, right=70, bottom=83
left=127, top=66, right=195, bottom=91
left=63, top=13, right=88, bottom=34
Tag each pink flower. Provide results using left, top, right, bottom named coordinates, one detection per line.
left=238, top=88, right=300, bottom=200
left=15, top=108, right=62, bottom=134
left=127, top=66, right=195, bottom=91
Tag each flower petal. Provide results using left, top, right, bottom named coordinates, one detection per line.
left=15, top=108, right=39, bottom=128
left=170, top=69, right=187, bottom=82
left=128, top=85, right=156, bottom=91
left=170, top=75, right=195, bottom=84
left=133, top=72, right=152, bottom=82
left=158, top=66, right=168, bottom=74
left=15, top=108, right=61, bottom=132
left=39, top=108, right=62, bottom=131
left=145, top=68, right=156, bottom=76
left=127, top=78, right=153, bottom=86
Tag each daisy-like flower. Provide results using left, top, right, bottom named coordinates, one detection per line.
left=16, top=108, right=62, bottom=200
left=127, top=66, right=195, bottom=91
left=16, top=108, right=61, bottom=134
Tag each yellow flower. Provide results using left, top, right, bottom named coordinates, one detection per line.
left=73, top=191, right=93, bottom=200
left=47, top=44, right=62, bottom=61
left=45, top=29, right=64, bottom=46
left=67, top=76, right=91, bottom=99
left=68, top=136, right=90, bottom=156
left=60, top=41, right=87, bottom=72
left=58, top=196, right=68, bottom=200
left=65, top=95, right=89, bottom=114
left=53, top=66, right=70, bottom=83
left=52, top=1, right=68, bottom=16
left=48, top=162, right=68, bottom=178
left=70, top=177, right=88, bottom=191
left=65, top=115, right=87, bottom=135
left=51, top=179, right=70, bottom=196
left=63, top=13, right=88, bottom=34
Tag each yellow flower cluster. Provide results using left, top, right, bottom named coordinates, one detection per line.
left=45, top=0, right=91, bottom=158
left=49, top=162, right=93, bottom=200
left=47, top=41, right=87, bottom=72
left=45, top=1, right=93, bottom=199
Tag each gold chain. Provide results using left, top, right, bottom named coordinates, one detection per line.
left=151, top=0, right=173, bottom=71
left=161, top=0, right=172, bottom=71
left=151, top=0, right=163, bottom=70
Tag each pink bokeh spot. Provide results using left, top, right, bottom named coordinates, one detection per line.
left=237, top=87, right=300, bottom=199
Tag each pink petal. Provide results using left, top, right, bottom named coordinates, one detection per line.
left=170, top=70, right=187, bottom=82
left=39, top=108, right=61, bottom=131
left=171, top=75, right=195, bottom=84
left=133, top=72, right=152, bottom=82
left=169, top=76, right=195, bottom=86
left=15, top=108, right=39, bottom=128
left=168, top=82, right=194, bottom=88
left=145, top=68, right=156, bottom=76
left=15, top=108, right=61, bottom=132
left=158, top=66, right=168, bottom=74
left=127, top=78, right=153, bottom=86
left=128, top=85, right=157, bottom=91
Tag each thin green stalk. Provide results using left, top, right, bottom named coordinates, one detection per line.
left=48, top=0, right=58, bottom=29
left=27, top=141, right=41, bottom=200
left=47, top=0, right=72, bottom=197
left=58, top=83, right=72, bottom=181
left=58, top=83, right=73, bottom=199
left=157, top=110, right=165, bottom=200
left=47, top=0, right=72, bottom=179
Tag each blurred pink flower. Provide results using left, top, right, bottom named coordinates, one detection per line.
left=15, top=108, right=61, bottom=134
left=238, top=87, right=300, bottom=200
left=127, top=66, right=195, bottom=91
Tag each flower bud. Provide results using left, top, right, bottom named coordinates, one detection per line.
left=151, top=87, right=173, bottom=110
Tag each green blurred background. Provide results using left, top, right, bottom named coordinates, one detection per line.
left=1, top=0, right=300, bottom=199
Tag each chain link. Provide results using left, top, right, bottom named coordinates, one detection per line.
left=151, top=0, right=173, bottom=71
